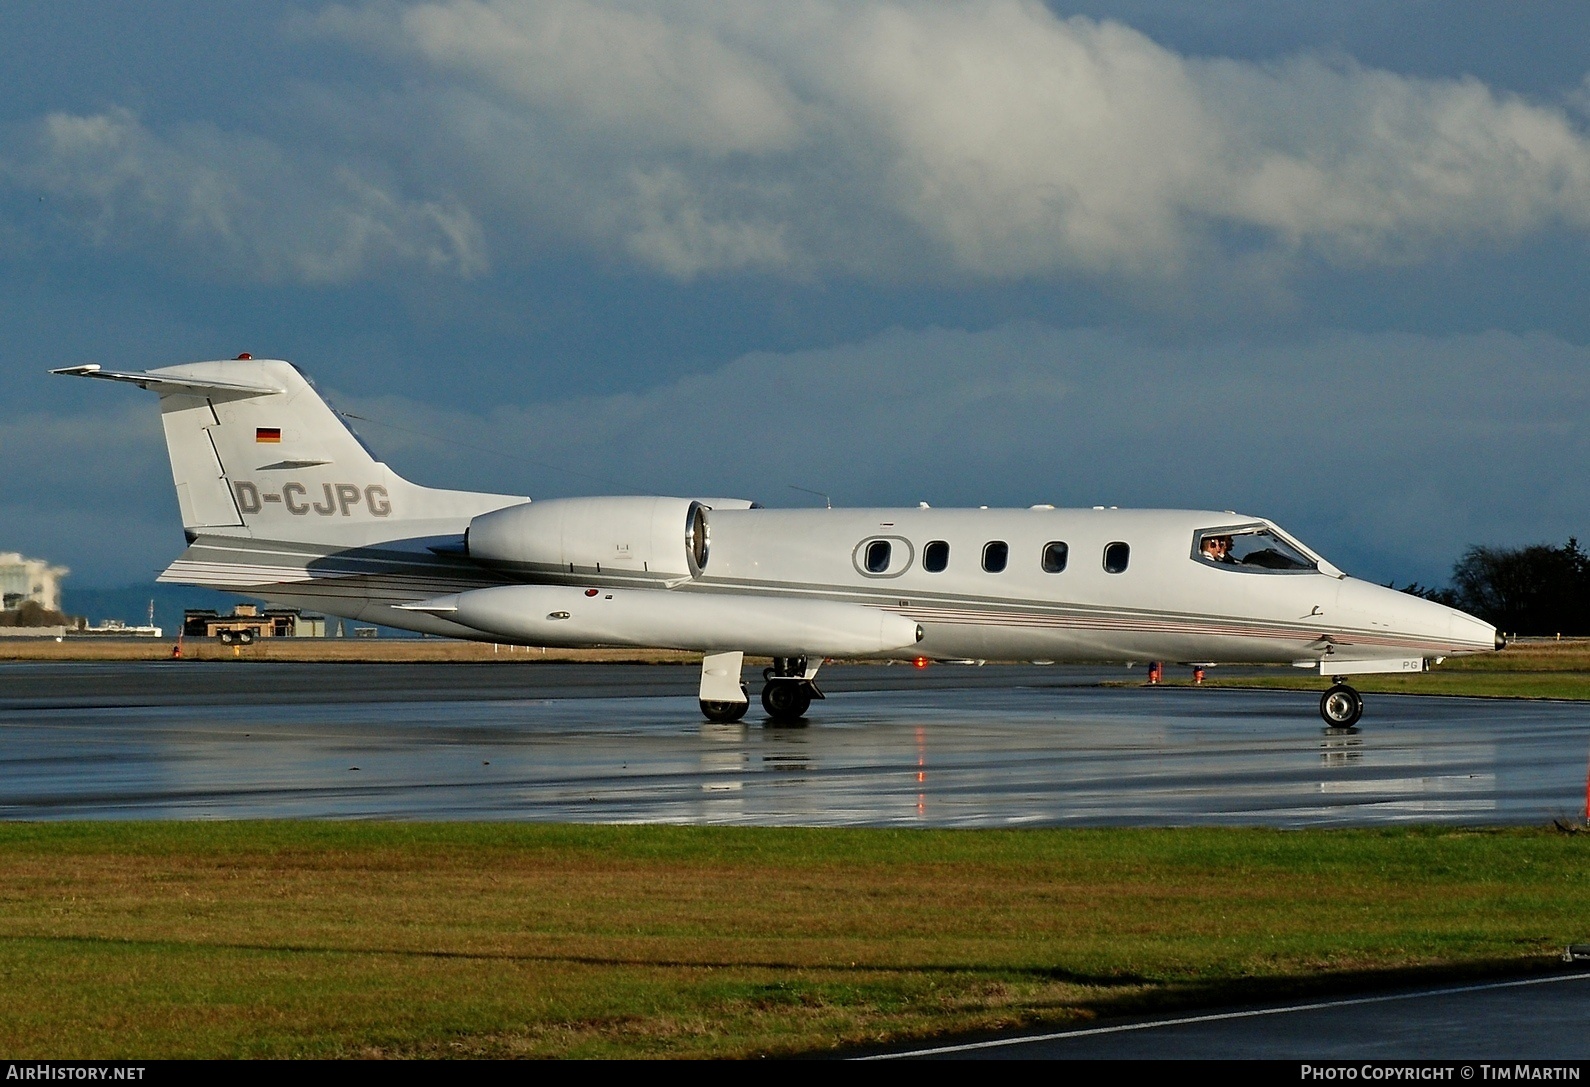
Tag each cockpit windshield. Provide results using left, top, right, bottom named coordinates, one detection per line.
left=1193, top=525, right=1318, bottom=573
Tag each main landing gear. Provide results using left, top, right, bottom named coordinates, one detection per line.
left=699, top=649, right=750, bottom=722
left=760, top=656, right=824, bottom=724
left=1319, top=681, right=1364, bottom=728
left=700, top=694, right=749, bottom=723
left=696, top=652, right=823, bottom=724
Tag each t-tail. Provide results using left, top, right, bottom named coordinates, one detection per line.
left=54, top=356, right=526, bottom=632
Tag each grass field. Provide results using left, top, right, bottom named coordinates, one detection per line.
left=0, top=823, right=1585, bottom=1058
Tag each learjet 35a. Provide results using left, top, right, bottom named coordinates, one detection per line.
left=56, top=357, right=1503, bottom=728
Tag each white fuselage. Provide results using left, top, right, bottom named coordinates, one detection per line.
left=669, top=506, right=1493, bottom=665
left=252, top=503, right=1494, bottom=668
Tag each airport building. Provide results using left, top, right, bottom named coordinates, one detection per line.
left=183, top=604, right=326, bottom=644
left=0, top=552, right=68, bottom=613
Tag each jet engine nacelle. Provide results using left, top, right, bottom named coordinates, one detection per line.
left=467, top=496, right=735, bottom=580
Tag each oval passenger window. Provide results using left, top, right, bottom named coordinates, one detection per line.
left=1103, top=541, right=1130, bottom=574
left=924, top=540, right=949, bottom=573
left=865, top=539, right=892, bottom=574
left=983, top=541, right=1008, bottom=573
left=1042, top=542, right=1068, bottom=573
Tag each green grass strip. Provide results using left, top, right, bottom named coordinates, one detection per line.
left=0, top=822, right=1584, bottom=1057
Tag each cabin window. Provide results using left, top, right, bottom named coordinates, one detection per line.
left=1041, top=542, right=1068, bottom=573
left=924, top=540, right=949, bottom=573
left=1193, top=525, right=1317, bottom=573
left=865, top=539, right=892, bottom=574
left=983, top=541, right=1008, bottom=573
left=1103, top=541, right=1130, bottom=573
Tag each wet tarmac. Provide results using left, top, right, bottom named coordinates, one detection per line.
left=870, top=971, right=1590, bottom=1060
left=1, top=661, right=1587, bottom=824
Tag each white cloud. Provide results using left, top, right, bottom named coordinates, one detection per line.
left=9, top=3, right=1588, bottom=292
left=384, top=0, right=807, bottom=155
left=4, top=108, right=487, bottom=284
left=311, top=0, right=1590, bottom=286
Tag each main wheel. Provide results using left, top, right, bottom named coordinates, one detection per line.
left=1320, top=684, right=1363, bottom=728
left=761, top=681, right=812, bottom=722
left=700, top=699, right=749, bottom=723
left=238, top=629, right=255, bottom=645
left=218, top=630, right=235, bottom=645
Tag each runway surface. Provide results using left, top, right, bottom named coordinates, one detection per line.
left=871, top=970, right=1590, bottom=1060
left=2, top=661, right=1587, bottom=824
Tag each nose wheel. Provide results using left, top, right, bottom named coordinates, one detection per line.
left=1320, top=683, right=1363, bottom=728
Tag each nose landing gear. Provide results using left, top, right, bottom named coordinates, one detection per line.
left=1320, top=682, right=1363, bottom=728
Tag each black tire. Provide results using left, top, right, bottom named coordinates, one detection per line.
left=761, top=681, right=811, bottom=722
left=700, top=699, right=749, bottom=723
left=218, top=630, right=235, bottom=645
left=1320, top=684, right=1363, bottom=728
left=238, top=629, right=255, bottom=645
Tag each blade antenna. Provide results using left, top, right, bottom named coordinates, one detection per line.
left=788, top=484, right=831, bottom=509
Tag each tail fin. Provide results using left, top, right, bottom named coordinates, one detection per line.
left=55, top=358, right=523, bottom=540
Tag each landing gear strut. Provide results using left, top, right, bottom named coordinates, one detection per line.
left=1320, top=682, right=1363, bottom=728
left=762, top=656, right=823, bottom=724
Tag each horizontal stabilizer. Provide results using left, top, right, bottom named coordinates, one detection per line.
left=51, top=364, right=282, bottom=397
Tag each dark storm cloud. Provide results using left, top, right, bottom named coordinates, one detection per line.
left=17, top=326, right=1583, bottom=586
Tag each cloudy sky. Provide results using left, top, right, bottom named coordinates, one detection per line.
left=5, top=0, right=1590, bottom=590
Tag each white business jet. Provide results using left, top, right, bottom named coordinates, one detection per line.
left=55, top=357, right=1501, bottom=728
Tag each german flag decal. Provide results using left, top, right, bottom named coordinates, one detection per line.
left=256, top=427, right=282, bottom=443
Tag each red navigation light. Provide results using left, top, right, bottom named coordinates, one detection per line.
left=236, top=353, right=252, bottom=360
left=913, top=656, right=929, bottom=669
left=584, top=588, right=598, bottom=597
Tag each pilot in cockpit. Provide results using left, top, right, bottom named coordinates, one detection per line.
left=1200, top=534, right=1235, bottom=563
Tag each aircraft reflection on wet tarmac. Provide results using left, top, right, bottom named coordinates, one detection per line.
left=1, top=663, right=1587, bottom=824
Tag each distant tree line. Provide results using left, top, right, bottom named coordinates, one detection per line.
left=1402, top=538, right=1590, bottom=636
